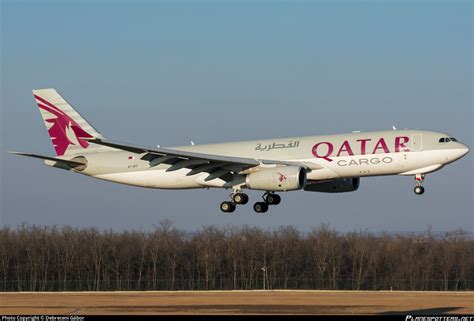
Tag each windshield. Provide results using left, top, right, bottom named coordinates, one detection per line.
left=439, top=137, right=458, bottom=143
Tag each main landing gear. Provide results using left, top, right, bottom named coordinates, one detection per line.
left=232, top=192, right=249, bottom=205
left=220, top=191, right=249, bottom=213
left=414, top=174, right=425, bottom=195
left=220, top=201, right=236, bottom=213
left=253, top=192, right=281, bottom=214
left=219, top=190, right=282, bottom=213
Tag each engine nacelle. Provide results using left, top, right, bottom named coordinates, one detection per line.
left=304, top=178, right=360, bottom=193
left=245, top=166, right=307, bottom=191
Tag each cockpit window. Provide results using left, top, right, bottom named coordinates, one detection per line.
left=439, top=137, right=457, bottom=143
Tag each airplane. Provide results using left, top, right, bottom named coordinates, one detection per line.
left=10, top=89, right=470, bottom=213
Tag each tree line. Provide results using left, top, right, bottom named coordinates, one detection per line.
left=0, top=223, right=472, bottom=291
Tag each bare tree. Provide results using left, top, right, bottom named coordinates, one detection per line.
left=1, top=223, right=472, bottom=292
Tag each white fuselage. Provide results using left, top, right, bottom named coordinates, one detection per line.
left=60, top=129, right=468, bottom=190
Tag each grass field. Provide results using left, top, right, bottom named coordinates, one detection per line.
left=1, top=290, right=473, bottom=315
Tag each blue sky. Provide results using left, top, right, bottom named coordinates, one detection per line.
left=1, top=0, right=472, bottom=232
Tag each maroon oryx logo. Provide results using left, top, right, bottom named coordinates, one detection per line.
left=34, top=95, right=93, bottom=156
left=278, top=173, right=287, bottom=182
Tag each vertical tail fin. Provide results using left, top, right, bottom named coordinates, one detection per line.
left=33, top=88, right=107, bottom=156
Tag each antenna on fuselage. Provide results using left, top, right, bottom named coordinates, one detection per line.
left=190, top=141, right=195, bottom=146
left=392, top=125, right=397, bottom=130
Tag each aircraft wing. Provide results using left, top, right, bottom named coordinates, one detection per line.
left=88, top=139, right=320, bottom=182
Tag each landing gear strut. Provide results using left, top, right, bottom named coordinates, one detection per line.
left=253, top=192, right=281, bottom=213
left=414, top=174, right=425, bottom=195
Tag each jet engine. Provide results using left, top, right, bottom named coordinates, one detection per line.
left=304, top=178, right=360, bottom=193
left=245, top=166, right=307, bottom=191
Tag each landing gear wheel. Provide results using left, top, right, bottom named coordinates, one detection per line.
left=253, top=202, right=269, bottom=213
left=220, top=201, right=236, bottom=213
left=265, top=194, right=281, bottom=205
left=232, top=193, right=249, bottom=205
left=414, top=186, right=425, bottom=195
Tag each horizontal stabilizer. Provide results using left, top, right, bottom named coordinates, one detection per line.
left=9, top=151, right=86, bottom=168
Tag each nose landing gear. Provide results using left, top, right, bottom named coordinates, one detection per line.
left=414, top=186, right=425, bottom=195
left=414, top=174, right=425, bottom=195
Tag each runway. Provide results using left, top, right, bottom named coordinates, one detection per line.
left=1, top=290, right=473, bottom=315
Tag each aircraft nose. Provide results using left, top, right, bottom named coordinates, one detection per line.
left=454, top=143, right=470, bottom=159
left=444, top=143, right=469, bottom=163
left=460, top=144, right=470, bottom=157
